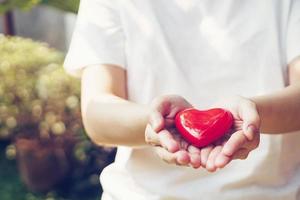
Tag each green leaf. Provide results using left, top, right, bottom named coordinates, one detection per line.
left=0, top=0, right=79, bottom=14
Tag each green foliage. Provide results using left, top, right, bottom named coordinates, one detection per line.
left=0, top=35, right=115, bottom=199
left=0, top=35, right=81, bottom=140
left=41, top=0, right=79, bottom=13
left=0, top=0, right=79, bottom=14
left=0, top=0, right=41, bottom=14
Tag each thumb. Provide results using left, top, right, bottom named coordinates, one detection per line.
left=240, top=100, right=260, bottom=140
left=149, top=111, right=164, bottom=132
left=149, top=96, right=172, bottom=132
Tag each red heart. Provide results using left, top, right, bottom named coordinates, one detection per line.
left=175, top=108, right=233, bottom=148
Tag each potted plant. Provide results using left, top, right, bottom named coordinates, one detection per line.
left=0, top=35, right=116, bottom=194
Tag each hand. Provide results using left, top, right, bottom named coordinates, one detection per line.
left=145, top=95, right=202, bottom=168
left=201, top=96, right=260, bottom=172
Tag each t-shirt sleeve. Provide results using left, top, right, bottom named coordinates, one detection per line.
left=64, top=0, right=125, bottom=77
left=287, top=0, right=300, bottom=64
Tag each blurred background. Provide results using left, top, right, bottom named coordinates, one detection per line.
left=0, top=1, right=116, bottom=200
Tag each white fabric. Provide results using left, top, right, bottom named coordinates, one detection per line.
left=64, top=0, right=300, bottom=199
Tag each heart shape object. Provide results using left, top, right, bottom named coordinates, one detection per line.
left=175, top=108, right=233, bottom=148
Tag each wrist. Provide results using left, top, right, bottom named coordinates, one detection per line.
left=249, top=95, right=274, bottom=133
left=248, top=96, right=260, bottom=115
left=250, top=96, right=267, bottom=117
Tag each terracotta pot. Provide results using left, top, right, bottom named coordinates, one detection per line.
left=15, top=135, right=75, bottom=192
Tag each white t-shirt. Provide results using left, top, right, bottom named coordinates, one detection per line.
left=64, top=0, right=300, bottom=199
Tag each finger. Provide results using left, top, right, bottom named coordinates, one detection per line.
left=163, top=95, right=192, bottom=118
left=188, top=145, right=201, bottom=168
left=150, top=96, right=173, bottom=132
left=222, top=130, right=247, bottom=157
left=155, top=147, right=177, bottom=164
left=158, top=130, right=180, bottom=153
left=243, top=124, right=259, bottom=142
left=200, top=145, right=214, bottom=167
left=188, top=145, right=201, bottom=154
left=240, top=101, right=260, bottom=140
left=206, top=146, right=222, bottom=172
left=145, top=124, right=160, bottom=145
left=176, top=150, right=190, bottom=165
left=218, top=132, right=259, bottom=166
left=151, top=96, right=171, bottom=117
left=149, top=111, right=165, bottom=132
left=216, top=137, right=254, bottom=168
left=216, top=148, right=249, bottom=168
left=171, top=131, right=189, bottom=150
left=189, top=153, right=201, bottom=169
left=232, top=148, right=250, bottom=160
left=238, top=132, right=259, bottom=152
left=243, top=133, right=260, bottom=150
left=156, top=147, right=190, bottom=166
left=215, top=153, right=232, bottom=169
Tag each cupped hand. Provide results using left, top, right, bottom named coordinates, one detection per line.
left=201, top=96, right=260, bottom=172
left=145, top=95, right=202, bottom=168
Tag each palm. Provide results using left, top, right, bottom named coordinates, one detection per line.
left=148, top=95, right=202, bottom=168
left=201, top=96, right=260, bottom=172
left=147, top=95, right=260, bottom=170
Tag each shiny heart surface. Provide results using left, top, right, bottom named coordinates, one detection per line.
left=175, top=108, right=233, bottom=148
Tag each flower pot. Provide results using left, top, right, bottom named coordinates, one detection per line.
left=15, top=135, right=75, bottom=192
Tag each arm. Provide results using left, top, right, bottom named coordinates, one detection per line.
left=81, top=64, right=200, bottom=167
left=81, top=64, right=150, bottom=146
left=201, top=57, right=300, bottom=171
left=252, top=56, right=300, bottom=134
